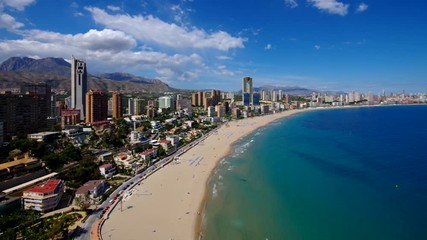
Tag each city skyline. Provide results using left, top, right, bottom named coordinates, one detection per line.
left=0, top=0, right=426, bottom=93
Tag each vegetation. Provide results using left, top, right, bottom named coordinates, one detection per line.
left=0, top=138, right=48, bottom=162
left=0, top=209, right=83, bottom=240
left=59, top=155, right=102, bottom=189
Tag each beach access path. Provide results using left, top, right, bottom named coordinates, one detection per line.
left=100, top=109, right=312, bottom=240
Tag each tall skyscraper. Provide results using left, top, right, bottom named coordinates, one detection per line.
left=242, top=77, right=253, bottom=106
left=112, top=92, right=123, bottom=119
left=71, top=56, right=87, bottom=120
left=85, top=90, right=108, bottom=123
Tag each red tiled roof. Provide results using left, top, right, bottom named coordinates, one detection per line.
left=159, top=139, right=171, bottom=144
left=141, top=149, right=156, bottom=155
left=99, top=164, right=113, bottom=169
left=24, top=179, right=62, bottom=194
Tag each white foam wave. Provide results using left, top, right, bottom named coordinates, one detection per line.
left=212, top=183, right=218, bottom=198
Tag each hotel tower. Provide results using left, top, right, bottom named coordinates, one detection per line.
left=242, top=77, right=253, bottom=106
left=71, top=56, right=87, bottom=121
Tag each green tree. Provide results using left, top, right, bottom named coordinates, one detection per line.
left=157, top=146, right=166, bottom=157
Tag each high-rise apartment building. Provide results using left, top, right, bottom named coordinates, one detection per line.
left=134, top=98, right=145, bottom=115
left=86, top=90, right=108, bottom=123
left=271, top=90, right=278, bottom=102
left=242, top=77, right=254, bottom=106
left=158, top=96, right=175, bottom=110
left=192, top=92, right=199, bottom=106
left=198, top=91, right=204, bottom=106
left=0, top=84, right=51, bottom=140
left=71, top=57, right=87, bottom=120
left=112, top=92, right=123, bottom=119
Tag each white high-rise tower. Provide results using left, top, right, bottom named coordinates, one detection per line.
left=71, top=56, right=87, bottom=120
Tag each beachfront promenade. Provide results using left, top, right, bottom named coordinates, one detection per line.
left=74, top=127, right=219, bottom=240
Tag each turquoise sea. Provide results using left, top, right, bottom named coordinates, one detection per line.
left=202, top=105, right=427, bottom=240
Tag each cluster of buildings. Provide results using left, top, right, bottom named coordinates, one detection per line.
left=2, top=53, right=427, bottom=216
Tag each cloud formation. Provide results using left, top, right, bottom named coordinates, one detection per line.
left=356, top=3, right=368, bottom=13
left=0, top=0, right=35, bottom=30
left=107, top=5, right=121, bottom=12
left=86, top=7, right=245, bottom=51
left=308, top=0, right=349, bottom=16
left=264, top=44, right=272, bottom=50
left=1, top=0, right=35, bottom=11
left=284, top=0, right=298, bottom=8
left=0, top=27, right=207, bottom=81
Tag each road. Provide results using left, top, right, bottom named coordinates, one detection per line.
left=72, top=127, right=218, bottom=240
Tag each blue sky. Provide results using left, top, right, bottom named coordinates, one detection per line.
left=0, top=0, right=426, bottom=93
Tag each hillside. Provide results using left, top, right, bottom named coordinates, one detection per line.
left=0, top=57, right=173, bottom=93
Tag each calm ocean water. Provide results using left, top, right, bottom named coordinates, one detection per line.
left=202, top=105, right=427, bottom=240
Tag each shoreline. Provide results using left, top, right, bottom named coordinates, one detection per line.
left=195, top=108, right=317, bottom=239
left=99, top=107, right=345, bottom=239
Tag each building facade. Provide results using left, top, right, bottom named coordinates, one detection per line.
left=71, top=57, right=87, bottom=120
left=61, top=109, right=80, bottom=128
left=86, top=90, right=108, bottom=123
left=0, top=85, right=51, bottom=140
left=99, top=164, right=116, bottom=178
left=75, top=180, right=107, bottom=204
left=112, top=92, right=123, bottom=119
left=134, top=98, right=145, bottom=115
left=158, top=96, right=175, bottom=110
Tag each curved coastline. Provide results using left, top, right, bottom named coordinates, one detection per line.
left=100, top=108, right=319, bottom=240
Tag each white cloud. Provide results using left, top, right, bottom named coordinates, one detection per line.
left=107, top=5, right=121, bottom=12
left=264, top=44, right=272, bottom=50
left=212, top=65, right=235, bottom=76
left=216, top=56, right=232, bottom=60
left=307, top=0, right=349, bottom=16
left=23, top=29, right=137, bottom=53
left=314, top=45, right=321, bottom=50
left=0, top=0, right=35, bottom=30
left=284, top=0, right=298, bottom=8
left=356, top=3, right=368, bottom=13
left=85, top=7, right=245, bottom=51
left=0, top=12, right=23, bottom=30
left=1, top=0, right=35, bottom=11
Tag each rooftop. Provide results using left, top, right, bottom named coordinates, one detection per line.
left=0, top=157, right=38, bottom=171
left=99, top=163, right=113, bottom=169
left=141, top=148, right=156, bottom=155
left=75, top=180, right=105, bottom=195
left=24, top=179, right=62, bottom=194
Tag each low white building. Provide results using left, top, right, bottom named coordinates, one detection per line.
left=99, top=163, right=116, bottom=178
left=140, top=148, right=157, bottom=161
left=75, top=180, right=107, bottom=204
left=27, top=132, right=60, bottom=142
left=22, top=179, right=64, bottom=212
left=166, top=135, right=180, bottom=146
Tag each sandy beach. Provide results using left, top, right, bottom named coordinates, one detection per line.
left=101, top=109, right=313, bottom=240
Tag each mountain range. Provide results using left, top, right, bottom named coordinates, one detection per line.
left=0, top=57, right=173, bottom=93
